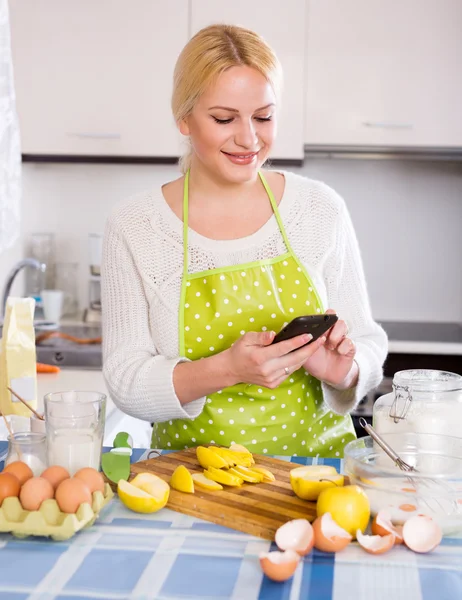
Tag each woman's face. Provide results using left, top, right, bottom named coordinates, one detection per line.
left=180, top=66, right=278, bottom=184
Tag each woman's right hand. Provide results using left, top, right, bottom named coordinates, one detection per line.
left=224, top=330, right=328, bottom=389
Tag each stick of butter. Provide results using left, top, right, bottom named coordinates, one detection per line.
left=0, top=297, right=37, bottom=416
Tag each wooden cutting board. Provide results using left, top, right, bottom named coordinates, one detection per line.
left=130, top=448, right=316, bottom=541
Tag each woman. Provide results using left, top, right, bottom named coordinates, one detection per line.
left=102, top=24, right=387, bottom=457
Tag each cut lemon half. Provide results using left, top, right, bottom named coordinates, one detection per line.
left=170, top=465, right=194, bottom=493
left=196, top=446, right=228, bottom=469
left=118, top=479, right=169, bottom=513
left=204, top=467, right=243, bottom=487
left=290, top=465, right=343, bottom=501
left=192, top=473, right=223, bottom=491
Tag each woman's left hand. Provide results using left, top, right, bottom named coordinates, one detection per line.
left=302, top=309, right=358, bottom=389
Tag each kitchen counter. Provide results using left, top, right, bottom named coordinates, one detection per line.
left=0, top=447, right=460, bottom=599
left=35, top=322, right=462, bottom=370
left=36, top=367, right=109, bottom=411
left=380, top=320, right=462, bottom=355
left=0, top=368, right=152, bottom=448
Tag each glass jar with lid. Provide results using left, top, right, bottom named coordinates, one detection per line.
left=5, top=432, right=48, bottom=475
left=373, top=369, right=462, bottom=438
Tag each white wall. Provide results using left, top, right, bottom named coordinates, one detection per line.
left=1, top=158, right=461, bottom=322
left=295, top=158, right=462, bottom=322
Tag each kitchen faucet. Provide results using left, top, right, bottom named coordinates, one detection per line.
left=1, top=258, right=46, bottom=321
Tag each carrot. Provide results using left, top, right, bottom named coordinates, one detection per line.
left=36, top=363, right=60, bottom=374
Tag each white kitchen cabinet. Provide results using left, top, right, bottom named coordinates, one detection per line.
left=305, top=0, right=462, bottom=149
left=9, top=0, right=187, bottom=157
left=190, top=0, right=306, bottom=160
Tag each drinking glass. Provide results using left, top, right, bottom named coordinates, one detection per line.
left=55, top=262, right=79, bottom=317
left=25, top=232, right=55, bottom=295
left=44, top=391, right=106, bottom=475
left=89, top=234, right=103, bottom=276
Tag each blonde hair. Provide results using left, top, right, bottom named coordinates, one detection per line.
left=172, top=24, right=283, bottom=173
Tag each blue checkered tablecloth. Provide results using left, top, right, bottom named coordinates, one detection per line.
left=0, top=444, right=461, bottom=600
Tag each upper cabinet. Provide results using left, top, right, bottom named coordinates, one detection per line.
left=9, top=0, right=187, bottom=157
left=305, top=0, right=462, bottom=149
left=191, top=0, right=306, bottom=160
left=10, top=0, right=462, bottom=159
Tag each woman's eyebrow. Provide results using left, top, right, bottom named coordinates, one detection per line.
left=208, top=103, right=275, bottom=112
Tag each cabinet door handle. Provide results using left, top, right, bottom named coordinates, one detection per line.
left=362, top=121, right=414, bottom=130
left=66, top=132, right=121, bottom=139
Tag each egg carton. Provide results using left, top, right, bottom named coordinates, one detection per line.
left=0, top=483, right=114, bottom=541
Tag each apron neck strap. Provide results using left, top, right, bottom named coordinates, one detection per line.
left=258, top=171, right=293, bottom=252
left=182, top=169, right=294, bottom=277
left=182, top=170, right=190, bottom=280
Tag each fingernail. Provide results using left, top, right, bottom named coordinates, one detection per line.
left=302, top=334, right=313, bottom=342
left=320, top=336, right=327, bottom=343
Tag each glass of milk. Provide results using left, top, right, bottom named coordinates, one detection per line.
left=44, top=391, right=106, bottom=475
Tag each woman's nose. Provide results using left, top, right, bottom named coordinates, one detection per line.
left=234, top=120, right=258, bottom=149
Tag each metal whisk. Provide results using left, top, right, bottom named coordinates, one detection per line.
left=359, top=418, right=418, bottom=473
left=359, top=418, right=458, bottom=513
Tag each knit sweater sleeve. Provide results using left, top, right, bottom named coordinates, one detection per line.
left=101, top=212, right=206, bottom=423
left=319, top=186, right=388, bottom=415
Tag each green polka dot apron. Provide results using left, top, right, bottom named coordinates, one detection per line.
left=152, top=171, right=356, bottom=457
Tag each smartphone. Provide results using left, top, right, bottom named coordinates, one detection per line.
left=271, top=314, right=338, bottom=347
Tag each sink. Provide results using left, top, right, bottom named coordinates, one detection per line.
left=0, top=323, right=103, bottom=369
left=36, top=325, right=102, bottom=369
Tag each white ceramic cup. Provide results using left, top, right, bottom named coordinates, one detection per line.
left=41, top=289, right=64, bottom=323
left=30, top=413, right=46, bottom=434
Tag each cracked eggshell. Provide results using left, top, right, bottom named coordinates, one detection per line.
left=371, top=510, right=403, bottom=544
left=259, top=549, right=300, bottom=582
left=312, top=513, right=352, bottom=553
left=402, top=515, right=442, bottom=553
left=356, top=530, right=395, bottom=555
left=275, top=518, right=314, bottom=556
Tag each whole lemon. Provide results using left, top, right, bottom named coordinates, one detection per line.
left=316, top=484, right=370, bottom=538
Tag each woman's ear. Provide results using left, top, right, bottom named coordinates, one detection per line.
left=178, top=118, right=190, bottom=136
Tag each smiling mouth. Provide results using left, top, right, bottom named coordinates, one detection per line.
left=221, top=151, right=259, bottom=158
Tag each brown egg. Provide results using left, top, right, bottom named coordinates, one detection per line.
left=55, top=478, right=92, bottom=514
left=74, top=467, right=105, bottom=494
left=41, top=466, right=70, bottom=491
left=4, top=461, right=34, bottom=486
left=0, top=473, right=21, bottom=504
left=19, top=477, right=54, bottom=511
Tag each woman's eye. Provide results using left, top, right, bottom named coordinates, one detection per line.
left=212, top=116, right=233, bottom=124
left=255, top=116, right=272, bottom=122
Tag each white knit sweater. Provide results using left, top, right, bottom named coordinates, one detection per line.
left=101, top=170, right=388, bottom=424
